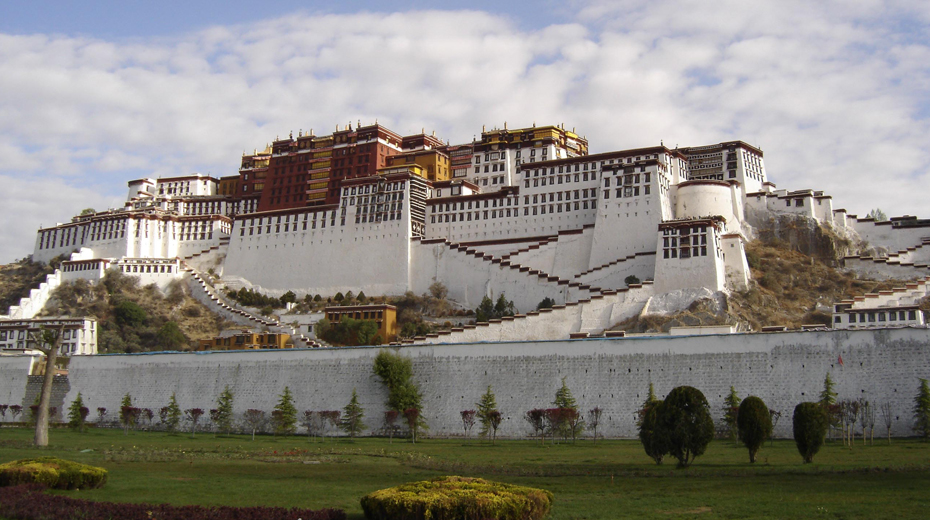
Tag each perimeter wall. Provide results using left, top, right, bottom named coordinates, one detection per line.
left=2, top=327, right=928, bottom=438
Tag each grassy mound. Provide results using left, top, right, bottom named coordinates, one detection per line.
left=360, top=476, right=553, bottom=520
left=0, top=457, right=108, bottom=490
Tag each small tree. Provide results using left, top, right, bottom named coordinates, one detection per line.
left=544, top=408, right=565, bottom=445
left=95, top=407, right=107, bottom=425
left=0, top=404, right=7, bottom=426
left=914, top=378, right=930, bottom=441
left=525, top=409, right=547, bottom=444
left=209, top=409, right=221, bottom=436
left=723, top=386, right=740, bottom=443
left=859, top=399, right=874, bottom=446
left=324, top=410, right=341, bottom=438
left=119, top=394, right=137, bottom=435
left=536, top=297, right=555, bottom=311
left=460, top=410, right=477, bottom=440
left=659, top=386, right=715, bottom=468
left=243, top=409, right=266, bottom=440
left=793, top=402, right=829, bottom=463
left=488, top=410, right=502, bottom=444
left=624, top=275, right=641, bottom=285
left=880, top=402, right=894, bottom=444
left=384, top=410, right=400, bottom=443
left=185, top=408, right=204, bottom=437
left=341, top=389, right=366, bottom=438
left=737, top=396, right=772, bottom=463
left=552, top=377, right=582, bottom=440
left=404, top=408, right=420, bottom=443
left=303, top=411, right=317, bottom=441
left=215, top=386, right=235, bottom=435
left=273, top=386, right=297, bottom=436
left=67, top=393, right=90, bottom=432
left=476, top=385, right=499, bottom=441
left=163, top=393, right=182, bottom=433
left=141, top=408, right=154, bottom=428
left=819, top=373, right=837, bottom=407
left=768, top=409, right=783, bottom=446
left=588, top=407, right=603, bottom=445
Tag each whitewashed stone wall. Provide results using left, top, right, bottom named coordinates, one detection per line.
left=0, top=327, right=919, bottom=439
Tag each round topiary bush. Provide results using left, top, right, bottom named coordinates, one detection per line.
left=0, top=457, right=108, bottom=490
left=737, top=395, right=773, bottom=463
left=360, top=476, right=552, bottom=520
left=793, top=402, right=829, bottom=463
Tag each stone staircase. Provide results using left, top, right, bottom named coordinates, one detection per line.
left=403, top=281, right=655, bottom=345
left=416, top=237, right=599, bottom=311
left=182, top=263, right=331, bottom=348
left=2, top=269, right=63, bottom=319
left=843, top=237, right=930, bottom=280
left=837, top=276, right=930, bottom=310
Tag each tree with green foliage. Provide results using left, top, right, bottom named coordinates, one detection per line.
left=624, top=275, right=641, bottom=285
left=280, top=290, right=297, bottom=304
left=114, top=300, right=147, bottom=327
left=273, top=386, right=298, bottom=436
left=79, top=208, right=96, bottom=216
left=313, top=294, right=322, bottom=302
left=118, top=394, right=133, bottom=426
left=373, top=350, right=422, bottom=412
left=638, top=400, right=667, bottom=465
left=476, top=385, right=499, bottom=441
left=552, top=377, right=583, bottom=440
left=536, top=297, right=555, bottom=311
left=67, top=393, right=89, bottom=432
left=657, top=386, right=715, bottom=468
left=162, top=393, right=182, bottom=433
left=494, top=293, right=515, bottom=318
left=867, top=208, right=888, bottom=221
left=215, top=386, right=234, bottom=435
left=475, top=296, right=495, bottom=322
left=334, top=292, right=345, bottom=302
left=737, top=396, right=773, bottom=463
left=723, top=386, right=741, bottom=443
left=914, top=378, right=930, bottom=440
left=819, top=373, right=837, bottom=407
left=357, top=291, right=367, bottom=304
left=793, top=402, right=829, bottom=463
left=341, top=388, right=366, bottom=438
left=155, top=321, right=187, bottom=350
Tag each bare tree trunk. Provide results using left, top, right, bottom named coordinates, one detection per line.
left=34, top=347, right=58, bottom=447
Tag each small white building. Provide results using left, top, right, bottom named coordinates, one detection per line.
left=0, top=317, right=98, bottom=356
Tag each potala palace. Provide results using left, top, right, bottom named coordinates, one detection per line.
left=10, top=121, right=930, bottom=350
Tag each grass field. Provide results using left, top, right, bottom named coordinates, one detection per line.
left=2, top=426, right=930, bottom=519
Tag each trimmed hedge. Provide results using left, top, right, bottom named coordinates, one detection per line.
left=0, top=457, right=108, bottom=490
left=0, top=483, right=346, bottom=520
left=361, top=476, right=553, bottom=520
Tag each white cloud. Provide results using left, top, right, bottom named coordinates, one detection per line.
left=0, top=2, right=927, bottom=263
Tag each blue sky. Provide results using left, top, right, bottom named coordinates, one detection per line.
left=1, top=0, right=929, bottom=263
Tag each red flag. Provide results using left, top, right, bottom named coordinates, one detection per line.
left=838, top=354, right=844, bottom=366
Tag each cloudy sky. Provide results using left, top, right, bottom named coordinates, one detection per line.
left=1, top=0, right=928, bottom=263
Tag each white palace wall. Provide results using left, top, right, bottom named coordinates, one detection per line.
left=223, top=213, right=413, bottom=298
left=3, top=327, right=925, bottom=439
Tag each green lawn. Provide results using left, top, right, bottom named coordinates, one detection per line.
left=2, top=426, right=930, bottom=519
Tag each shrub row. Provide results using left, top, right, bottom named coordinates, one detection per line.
left=361, top=476, right=552, bottom=520
left=0, top=457, right=107, bottom=490
left=0, top=483, right=346, bottom=520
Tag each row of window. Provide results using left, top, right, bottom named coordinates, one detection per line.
left=430, top=200, right=597, bottom=223
left=836, top=310, right=919, bottom=323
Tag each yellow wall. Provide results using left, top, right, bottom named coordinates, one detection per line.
left=386, top=151, right=450, bottom=182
